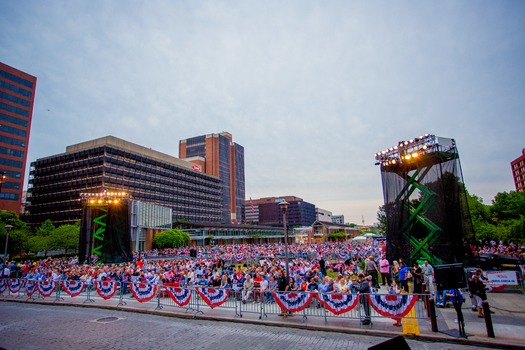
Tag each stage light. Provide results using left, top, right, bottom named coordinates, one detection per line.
left=405, top=154, right=411, bottom=160
left=422, top=145, right=428, bottom=150
left=392, top=159, right=396, bottom=164
left=412, top=152, right=418, bottom=158
left=98, top=199, right=103, bottom=204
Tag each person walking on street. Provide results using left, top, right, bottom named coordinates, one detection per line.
left=357, top=273, right=371, bottom=325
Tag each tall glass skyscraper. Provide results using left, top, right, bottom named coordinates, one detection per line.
left=179, top=132, right=245, bottom=223
left=0, top=62, right=37, bottom=215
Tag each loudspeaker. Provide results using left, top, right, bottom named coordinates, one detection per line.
left=434, top=263, right=467, bottom=290
left=368, top=336, right=411, bottom=350
left=189, top=248, right=197, bottom=258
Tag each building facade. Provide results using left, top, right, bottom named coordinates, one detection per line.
left=332, top=215, right=345, bottom=225
left=0, top=62, right=37, bottom=215
left=315, top=208, right=332, bottom=222
left=511, top=148, right=525, bottom=192
left=26, top=136, right=223, bottom=227
left=245, top=196, right=316, bottom=229
left=179, top=132, right=245, bottom=224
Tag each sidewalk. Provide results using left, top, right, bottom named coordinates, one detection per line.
left=2, top=290, right=525, bottom=349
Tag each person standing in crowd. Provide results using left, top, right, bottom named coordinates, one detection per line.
left=389, top=280, right=403, bottom=327
left=365, top=255, right=380, bottom=289
left=379, top=255, right=391, bottom=287
left=277, top=270, right=290, bottom=317
left=412, top=262, right=423, bottom=294
left=398, top=261, right=409, bottom=293
left=421, top=260, right=435, bottom=295
left=357, top=273, right=371, bottom=325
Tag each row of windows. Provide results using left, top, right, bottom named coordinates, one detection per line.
left=3, top=170, right=21, bottom=179
left=0, top=69, right=34, bottom=89
left=0, top=146, right=24, bottom=158
left=0, top=134, right=26, bottom=148
left=0, top=102, right=29, bottom=117
left=0, top=124, right=26, bottom=137
left=0, top=80, right=32, bottom=98
left=2, top=182, right=20, bottom=190
left=0, top=91, right=31, bottom=108
left=0, top=157, right=22, bottom=168
left=0, top=112, right=29, bottom=127
left=0, top=192, right=19, bottom=200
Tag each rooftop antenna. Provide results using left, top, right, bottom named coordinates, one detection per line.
left=362, top=215, right=364, bottom=225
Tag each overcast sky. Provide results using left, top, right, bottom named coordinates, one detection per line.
left=1, top=1, right=524, bottom=225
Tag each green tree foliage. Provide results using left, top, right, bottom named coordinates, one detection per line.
left=1, top=210, right=30, bottom=258
left=152, top=229, right=190, bottom=249
left=376, top=205, right=387, bottom=235
left=48, top=223, right=80, bottom=254
left=328, top=232, right=346, bottom=241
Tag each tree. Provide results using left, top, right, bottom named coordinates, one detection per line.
left=153, top=229, right=190, bottom=249
left=376, top=205, right=387, bottom=235
left=48, top=223, right=80, bottom=254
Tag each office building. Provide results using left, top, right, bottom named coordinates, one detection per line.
left=0, top=62, right=37, bottom=215
left=332, top=215, right=345, bottom=225
left=316, top=208, right=332, bottom=222
left=511, top=148, right=525, bottom=192
left=26, top=136, right=223, bottom=227
left=245, top=196, right=316, bottom=228
left=179, top=132, right=245, bottom=223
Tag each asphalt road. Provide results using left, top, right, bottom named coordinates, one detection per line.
left=0, top=302, right=489, bottom=350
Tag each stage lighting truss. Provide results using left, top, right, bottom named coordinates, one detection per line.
left=374, top=134, right=455, bottom=167
left=79, top=189, right=131, bottom=206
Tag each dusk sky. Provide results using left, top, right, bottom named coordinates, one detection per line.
left=1, top=1, right=524, bottom=225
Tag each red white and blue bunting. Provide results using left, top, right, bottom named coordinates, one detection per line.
left=0, top=279, right=6, bottom=293
left=130, top=283, right=157, bottom=303
left=25, top=279, right=37, bottom=297
left=95, top=281, right=118, bottom=300
left=37, top=280, right=56, bottom=297
left=196, top=287, right=229, bottom=309
left=9, top=278, right=25, bottom=293
left=366, top=294, right=418, bottom=318
left=61, top=280, right=85, bottom=297
left=233, top=253, right=245, bottom=262
left=338, top=251, right=348, bottom=260
left=316, top=293, right=358, bottom=315
left=273, top=292, right=313, bottom=313
left=165, top=286, right=192, bottom=307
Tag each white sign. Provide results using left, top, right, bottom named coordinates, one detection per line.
left=486, top=270, right=518, bottom=285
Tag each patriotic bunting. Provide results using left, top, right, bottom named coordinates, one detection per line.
left=338, top=252, right=347, bottom=260
left=165, top=286, right=192, bottom=307
left=37, top=280, right=56, bottom=297
left=25, top=279, right=37, bottom=297
left=130, top=283, right=157, bottom=303
left=366, top=294, right=418, bottom=318
left=61, top=280, right=85, bottom=297
left=233, top=253, right=245, bottom=262
left=316, top=293, right=358, bottom=315
left=95, top=281, right=118, bottom=300
left=196, top=287, right=229, bottom=309
left=0, top=279, right=6, bottom=293
left=9, top=278, right=25, bottom=293
left=273, top=292, right=313, bottom=313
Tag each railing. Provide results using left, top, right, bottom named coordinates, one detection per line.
left=0, top=278, right=432, bottom=330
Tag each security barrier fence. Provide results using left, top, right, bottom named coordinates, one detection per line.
left=0, top=278, right=432, bottom=329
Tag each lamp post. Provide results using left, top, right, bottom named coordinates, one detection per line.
left=0, top=171, right=6, bottom=194
left=278, top=200, right=290, bottom=287
left=3, top=224, right=13, bottom=261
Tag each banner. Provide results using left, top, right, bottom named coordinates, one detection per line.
left=316, top=293, right=358, bottom=315
left=273, top=292, right=313, bottom=313
left=233, top=253, right=245, bottom=262
left=61, top=280, right=85, bottom=297
left=486, top=270, right=518, bottom=286
left=165, top=286, right=192, bottom=307
left=9, top=278, right=25, bottom=293
left=366, top=294, right=418, bottom=318
left=95, top=281, right=118, bottom=300
left=130, top=283, right=157, bottom=303
left=196, top=287, right=229, bottom=309
left=37, top=280, right=56, bottom=297
left=25, top=279, right=37, bottom=297
left=0, top=279, right=6, bottom=293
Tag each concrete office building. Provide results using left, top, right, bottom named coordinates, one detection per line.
left=332, top=215, right=345, bottom=225
left=316, top=208, right=333, bottom=222
left=0, top=62, right=37, bottom=215
left=511, top=148, right=525, bottom=192
left=179, top=132, right=245, bottom=224
left=26, top=136, right=223, bottom=227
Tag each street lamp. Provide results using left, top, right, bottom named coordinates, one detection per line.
left=3, top=224, right=13, bottom=261
left=278, top=200, right=290, bottom=287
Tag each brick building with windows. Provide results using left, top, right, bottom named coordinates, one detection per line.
left=0, top=62, right=37, bottom=215
left=511, top=148, right=525, bottom=192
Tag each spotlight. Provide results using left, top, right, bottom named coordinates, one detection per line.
left=405, top=154, right=411, bottom=160
left=412, top=152, right=418, bottom=157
